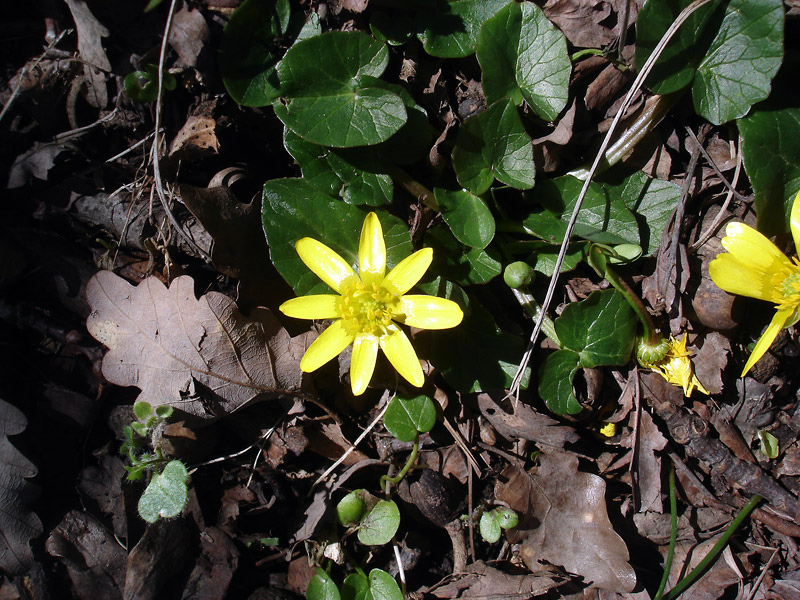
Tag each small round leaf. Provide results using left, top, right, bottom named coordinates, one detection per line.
left=384, top=395, right=437, bottom=442
left=357, top=499, right=400, bottom=546
left=307, top=569, right=341, bottom=600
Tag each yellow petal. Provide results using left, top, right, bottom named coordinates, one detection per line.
left=379, top=324, right=424, bottom=387
left=358, top=212, right=386, bottom=282
left=708, top=253, right=779, bottom=303
left=299, top=320, right=354, bottom=373
left=296, top=238, right=356, bottom=293
left=279, top=295, right=340, bottom=320
left=384, top=248, right=433, bottom=295
left=350, top=334, right=379, bottom=395
left=792, top=189, right=800, bottom=252
left=741, top=308, right=793, bottom=376
left=396, top=295, right=464, bottom=330
left=717, top=223, right=793, bottom=293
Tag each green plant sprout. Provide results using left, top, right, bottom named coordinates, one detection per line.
left=306, top=394, right=436, bottom=600
left=120, top=401, right=188, bottom=523
left=478, top=506, right=519, bottom=544
left=123, top=64, right=176, bottom=103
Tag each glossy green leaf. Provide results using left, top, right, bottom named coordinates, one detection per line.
left=427, top=228, right=502, bottom=285
left=635, top=0, right=783, bottom=124
left=738, top=103, right=800, bottom=237
left=758, top=429, right=779, bottom=459
left=416, top=0, right=510, bottom=58
left=337, top=489, right=369, bottom=526
left=496, top=507, right=518, bottom=530
left=262, top=179, right=412, bottom=294
left=284, top=129, right=394, bottom=206
left=538, top=349, right=581, bottom=415
left=308, top=569, right=341, bottom=600
left=341, top=573, right=369, bottom=600
left=432, top=299, right=530, bottom=393
left=477, top=1, right=570, bottom=121
left=219, top=0, right=298, bottom=106
left=123, top=65, right=176, bottom=102
left=358, top=500, right=400, bottom=546
left=274, top=32, right=406, bottom=147
left=137, top=460, right=188, bottom=523
left=451, top=99, right=535, bottom=195
left=598, top=168, right=681, bottom=255
left=525, top=241, right=585, bottom=276
left=367, top=570, right=403, bottom=600
left=384, top=395, right=437, bottom=442
left=556, top=290, right=637, bottom=367
left=435, top=188, right=496, bottom=249
left=522, top=176, right=639, bottom=246
left=693, top=0, right=783, bottom=124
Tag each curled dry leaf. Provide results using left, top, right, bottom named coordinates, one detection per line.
left=425, top=560, right=560, bottom=599
left=0, top=399, right=42, bottom=576
left=620, top=409, right=667, bottom=513
left=86, top=271, right=312, bottom=420
left=496, top=453, right=636, bottom=593
left=477, top=392, right=579, bottom=449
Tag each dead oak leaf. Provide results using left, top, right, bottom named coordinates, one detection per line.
left=86, top=271, right=312, bottom=420
left=496, top=453, right=636, bottom=593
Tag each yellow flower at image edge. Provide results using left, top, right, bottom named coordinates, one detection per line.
left=709, top=190, right=800, bottom=376
left=645, top=335, right=709, bottom=397
left=279, top=212, right=464, bottom=395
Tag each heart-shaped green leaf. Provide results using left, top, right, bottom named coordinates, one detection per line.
left=427, top=227, right=501, bottom=285
left=358, top=500, right=400, bottom=546
left=738, top=101, right=800, bottom=237
left=556, top=289, right=637, bottom=368
left=384, top=395, right=437, bottom=442
left=416, top=0, right=510, bottom=58
left=137, top=460, right=188, bottom=523
left=274, top=32, right=406, bottom=147
left=367, top=570, right=403, bottom=600
left=451, top=99, right=535, bottom=195
left=337, top=489, right=370, bottom=526
left=435, top=188, right=496, bottom=249
left=538, top=349, right=581, bottom=415
left=262, top=179, right=412, bottom=294
left=219, top=0, right=300, bottom=106
left=308, top=569, right=341, bottom=600
left=477, top=1, right=570, bottom=121
left=522, top=176, right=639, bottom=246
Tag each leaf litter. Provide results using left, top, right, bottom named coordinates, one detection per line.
left=2, top=0, right=800, bottom=597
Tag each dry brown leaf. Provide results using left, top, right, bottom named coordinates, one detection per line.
left=86, top=271, right=312, bottom=420
left=64, top=0, right=111, bottom=108
left=543, top=0, right=616, bottom=49
left=496, top=454, right=636, bottom=593
left=168, top=3, right=210, bottom=68
left=477, top=392, right=579, bottom=449
left=425, top=560, right=560, bottom=599
left=169, top=116, right=219, bottom=156
left=620, top=410, right=667, bottom=513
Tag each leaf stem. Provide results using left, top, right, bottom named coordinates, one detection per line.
left=510, top=288, right=561, bottom=347
left=381, top=435, right=420, bottom=495
left=653, top=464, right=678, bottom=600
left=384, top=164, right=439, bottom=212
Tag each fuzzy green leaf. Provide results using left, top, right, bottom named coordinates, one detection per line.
left=451, top=99, right=535, bottom=195
left=274, top=32, right=406, bottom=147
left=416, top=0, right=510, bottom=58
left=137, top=460, right=188, bottom=523
left=262, top=179, right=412, bottom=294
left=435, top=188, right=496, bottom=249
left=477, top=1, right=570, bottom=121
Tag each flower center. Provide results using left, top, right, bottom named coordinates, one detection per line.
left=338, top=279, right=398, bottom=336
left=774, top=265, right=800, bottom=310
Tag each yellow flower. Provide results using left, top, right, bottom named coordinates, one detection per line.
left=279, top=212, right=464, bottom=395
left=644, top=335, right=708, bottom=396
left=709, top=190, right=800, bottom=376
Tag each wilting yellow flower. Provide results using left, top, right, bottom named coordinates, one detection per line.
left=279, top=212, right=463, bottom=395
left=644, top=335, right=708, bottom=396
left=709, top=190, right=800, bottom=376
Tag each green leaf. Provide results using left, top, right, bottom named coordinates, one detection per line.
left=538, top=349, right=581, bottom=415
left=262, top=179, right=412, bottom=294
left=133, top=401, right=155, bottom=423
left=525, top=241, right=585, bottom=276
left=451, top=99, right=536, bottom=195
left=123, top=65, right=176, bottom=102
left=598, top=168, right=681, bottom=255
left=358, top=500, right=400, bottom=546
left=555, top=290, right=637, bottom=368
left=284, top=129, right=394, bottom=206
left=635, top=0, right=783, bottom=124
left=738, top=103, right=800, bottom=237
left=137, top=460, right=189, bottom=523
left=479, top=511, right=502, bottom=543
left=341, top=573, right=369, bottom=600
left=367, top=570, right=403, bottom=600
left=416, top=0, right=510, bottom=58
left=522, top=176, right=640, bottom=246
left=692, top=0, right=783, bottom=124
left=495, top=507, right=518, bottom=530
left=427, top=227, right=502, bottom=285
left=435, top=188, right=496, bottom=249
left=337, top=489, right=369, bottom=526
left=308, top=569, right=342, bottom=600
left=274, top=32, right=406, bottom=147
left=384, top=395, right=437, bottom=442
left=477, top=1, right=570, bottom=121
left=758, top=429, right=779, bottom=459
left=432, top=299, right=530, bottom=393
left=219, top=0, right=298, bottom=106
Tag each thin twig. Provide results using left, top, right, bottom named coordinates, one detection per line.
left=510, top=0, right=715, bottom=396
